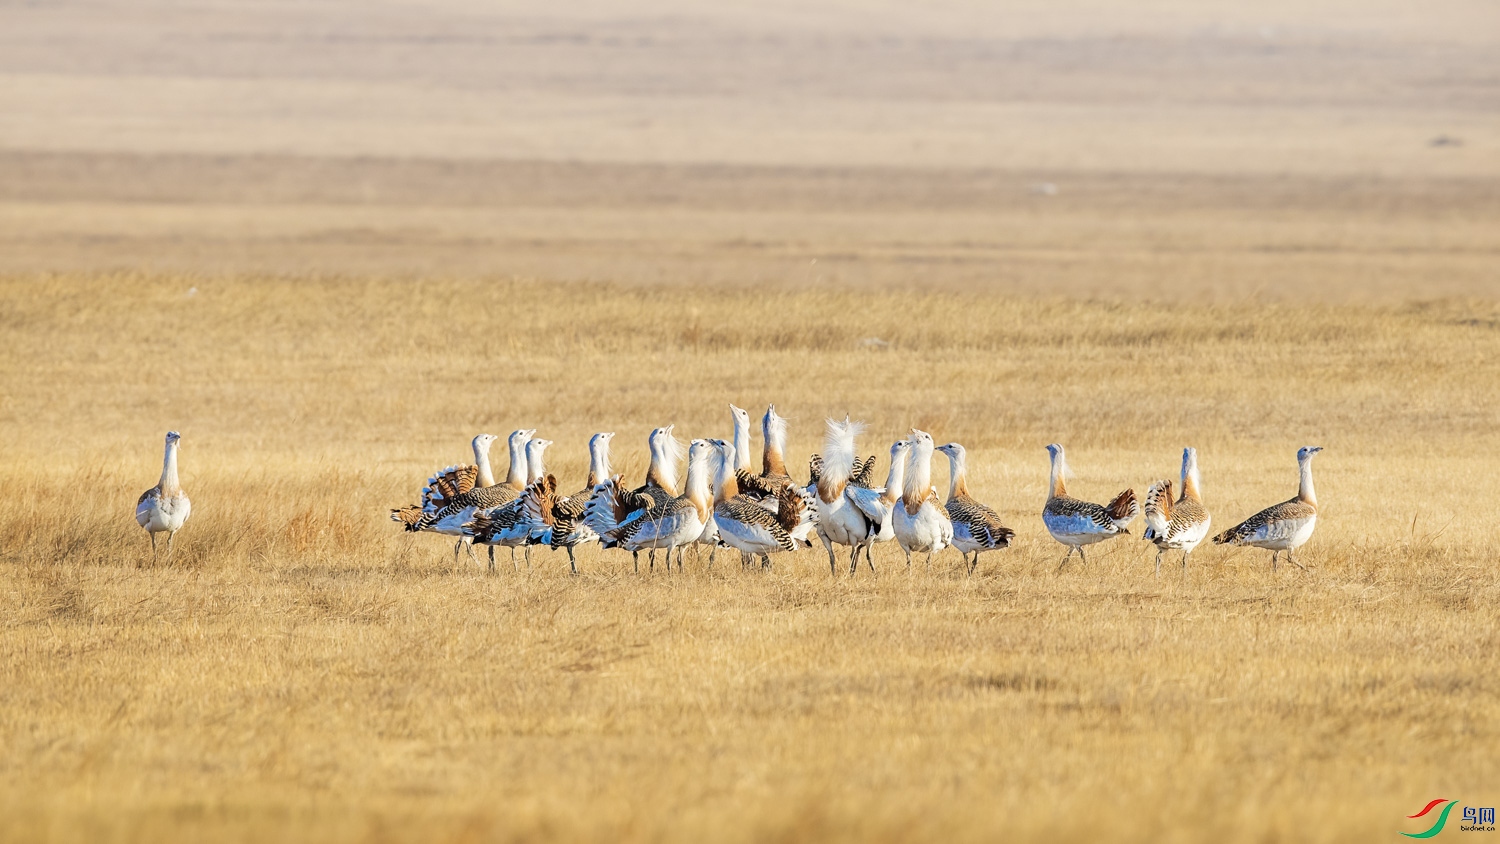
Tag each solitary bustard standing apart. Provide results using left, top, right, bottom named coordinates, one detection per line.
left=1042, top=443, right=1137, bottom=570
left=136, top=431, right=191, bottom=561
left=935, top=442, right=1014, bottom=574
left=1213, top=446, right=1323, bottom=571
left=892, top=429, right=954, bottom=568
left=1142, top=447, right=1212, bottom=576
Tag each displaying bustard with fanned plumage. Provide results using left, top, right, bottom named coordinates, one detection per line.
left=584, top=425, right=682, bottom=571
left=389, top=433, right=498, bottom=532
left=809, top=417, right=884, bottom=576
left=1142, top=447, right=1212, bottom=576
left=892, top=429, right=954, bottom=568
left=1213, top=446, right=1323, bottom=571
left=401, top=429, right=532, bottom=565
left=136, top=431, right=191, bottom=561
left=934, top=442, right=1013, bottom=574
left=735, top=404, right=795, bottom=508
left=524, top=432, right=614, bottom=574
left=601, top=438, right=717, bottom=571
left=462, top=437, right=552, bottom=570
left=710, top=439, right=814, bottom=569
left=1042, top=443, right=1137, bottom=569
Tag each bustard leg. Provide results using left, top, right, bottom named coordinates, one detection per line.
left=1182, top=551, right=1190, bottom=574
left=525, top=545, right=532, bottom=569
left=633, top=550, right=640, bottom=574
left=865, top=544, right=876, bottom=573
left=1056, top=546, right=1075, bottom=573
left=1286, top=551, right=1308, bottom=571
left=567, top=546, right=578, bottom=576
left=1154, top=549, right=1163, bottom=578
left=968, top=551, right=980, bottom=576
left=822, top=534, right=837, bottom=576
left=761, top=553, right=771, bottom=570
left=649, top=549, right=657, bottom=571
left=926, top=550, right=934, bottom=570
left=166, top=530, right=177, bottom=557
left=849, top=546, right=861, bottom=577
left=149, top=532, right=159, bottom=563
left=677, top=546, right=685, bottom=571
left=488, top=545, right=496, bottom=575
left=904, top=548, right=913, bottom=569
left=453, top=539, right=464, bottom=569
left=1271, top=551, right=1279, bottom=572
left=1078, top=546, right=1089, bottom=567
left=708, top=546, right=717, bottom=566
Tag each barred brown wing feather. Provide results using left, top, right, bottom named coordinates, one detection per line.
left=718, top=498, right=795, bottom=552
left=1107, top=488, right=1139, bottom=522
left=948, top=495, right=1013, bottom=549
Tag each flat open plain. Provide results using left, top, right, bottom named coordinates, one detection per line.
left=1, top=1, right=1497, bottom=841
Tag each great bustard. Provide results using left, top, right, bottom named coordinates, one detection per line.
left=1213, top=446, right=1323, bottom=571
left=734, top=404, right=796, bottom=508
left=934, top=442, right=1014, bottom=574
left=1143, top=447, right=1212, bottom=576
left=389, top=433, right=499, bottom=531
left=602, top=438, right=717, bottom=572
left=892, top=429, right=954, bottom=568
left=462, top=437, right=552, bottom=571
left=136, top=431, right=191, bottom=561
left=412, top=429, right=534, bottom=566
left=525, top=432, right=614, bottom=575
left=1042, top=443, right=1138, bottom=570
left=584, top=425, right=683, bottom=571
left=711, top=439, right=814, bottom=569
left=809, top=416, right=883, bottom=576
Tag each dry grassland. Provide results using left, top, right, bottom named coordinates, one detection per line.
left=1, top=274, right=1498, bottom=842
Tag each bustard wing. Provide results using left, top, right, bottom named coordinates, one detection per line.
left=610, top=497, right=695, bottom=546
left=464, top=497, right=532, bottom=543
left=845, top=483, right=890, bottom=528
left=736, top=469, right=785, bottom=500
left=136, top=485, right=162, bottom=527
left=946, top=494, right=1014, bottom=550
left=1043, top=496, right=1124, bottom=536
left=715, top=497, right=796, bottom=552
left=418, top=483, right=521, bottom=531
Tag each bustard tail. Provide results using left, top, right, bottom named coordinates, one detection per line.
left=1142, top=479, right=1173, bottom=541
left=776, top=485, right=819, bottom=546
left=1106, top=488, right=1138, bottom=532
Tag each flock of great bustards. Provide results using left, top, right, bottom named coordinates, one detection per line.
left=136, top=405, right=1323, bottom=575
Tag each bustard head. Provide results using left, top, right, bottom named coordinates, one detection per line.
left=165, top=431, right=181, bottom=445
left=1297, top=445, right=1324, bottom=461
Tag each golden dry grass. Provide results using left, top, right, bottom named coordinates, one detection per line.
left=1, top=273, right=1498, bottom=842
